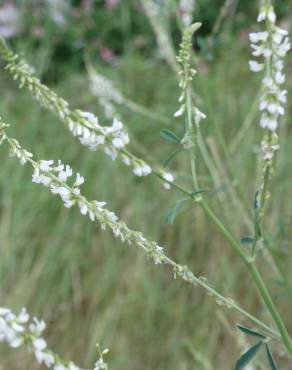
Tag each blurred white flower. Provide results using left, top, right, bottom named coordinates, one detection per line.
left=0, top=3, right=19, bottom=39
left=249, top=3, right=290, bottom=132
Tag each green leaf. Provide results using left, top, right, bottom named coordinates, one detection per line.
left=235, top=341, right=263, bottom=370
left=237, top=325, right=266, bottom=339
left=240, top=236, right=254, bottom=245
left=190, top=189, right=208, bottom=198
left=164, top=198, right=188, bottom=225
left=160, top=129, right=181, bottom=145
left=163, top=148, right=183, bottom=168
left=265, top=344, right=278, bottom=370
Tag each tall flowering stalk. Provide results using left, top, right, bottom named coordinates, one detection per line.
left=172, top=22, right=292, bottom=360
left=0, top=121, right=278, bottom=339
left=174, top=22, right=206, bottom=191
left=249, top=0, right=290, bottom=258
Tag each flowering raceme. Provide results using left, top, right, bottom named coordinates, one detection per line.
left=0, top=36, right=176, bottom=186
left=249, top=1, right=290, bottom=132
left=0, top=307, right=82, bottom=370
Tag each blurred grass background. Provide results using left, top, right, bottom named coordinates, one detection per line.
left=0, top=1, right=292, bottom=369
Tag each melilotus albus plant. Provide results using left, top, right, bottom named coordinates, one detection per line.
left=0, top=0, right=290, bottom=368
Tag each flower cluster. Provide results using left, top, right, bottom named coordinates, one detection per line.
left=93, top=345, right=109, bottom=370
left=0, top=37, right=131, bottom=160
left=70, top=111, right=129, bottom=160
left=0, top=307, right=81, bottom=370
left=0, top=38, right=174, bottom=184
left=174, top=23, right=206, bottom=127
left=261, top=133, right=279, bottom=161
left=249, top=1, right=290, bottom=131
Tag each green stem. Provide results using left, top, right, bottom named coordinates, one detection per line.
left=248, top=262, right=292, bottom=356
left=199, top=199, right=292, bottom=356
left=186, top=86, right=199, bottom=190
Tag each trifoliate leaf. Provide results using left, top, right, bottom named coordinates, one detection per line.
left=235, top=341, right=263, bottom=370
left=160, top=129, right=181, bottom=145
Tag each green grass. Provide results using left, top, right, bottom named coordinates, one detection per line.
left=0, top=33, right=292, bottom=369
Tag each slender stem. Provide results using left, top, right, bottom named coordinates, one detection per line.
left=186, top=86, right=199, bottom=190
left=248, top=262, right=292, bottom=355
left=162, top=253, right=279, bottom=338
left=199, top=199, right=292, bottom=356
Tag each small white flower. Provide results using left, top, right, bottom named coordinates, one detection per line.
left=33, top=337, right=47, bottom=351
left=249, top=31, right=269, bottom=43
left=174, top=104, right=186, bottom=117
left=74, top=173, right=84, bottom=187
left=30, top=317, right=46, bottom=334
left=79, top=202, right=88, bottom=215
left=112, top=137, right=124, bottom=149
left=249, top=60, right=264, bottom=72
left=162, top=172, right=174, bottom=190
left=34, top=349, right=55, bottom=367
left=39, top=160, right=54, bottom=172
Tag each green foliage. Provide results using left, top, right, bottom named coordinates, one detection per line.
left=237, top=325, right=266, bottom=339
left=235, top=341, right=263, bottom=370
left=160, top=129, right=181, bottom=145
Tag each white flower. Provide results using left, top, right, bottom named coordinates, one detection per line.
left=74, top=173, right=84, bottom=187
left=54, top=364, right=67, bottom=370
left=94, top=358, right=108, bottom=370
left=174, top=104, right=185, bottom=117
left=249, top=31, right=269, bottom=43
left=162, top=172, right=174, bottom=190
left=112, top=137, right=124, bottom=149
left=249, top=61, right=264, bottom=72
left=79, top=111, right=98, bottom=126
left=0, top=306, right=83, bottom=369
left=78, top=202, right=88, bottom=215
left=33, top=337, right=47, bottom=350
left=34, top=349, right=55, bottom=367
left=29, top=317, right=46, bottom=334
left=133, top=163, right=152, bottom=177
left=39, top=160, right=54, bottom=172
